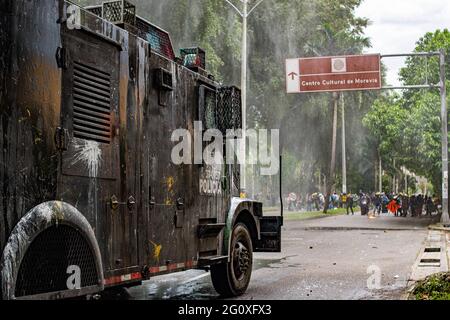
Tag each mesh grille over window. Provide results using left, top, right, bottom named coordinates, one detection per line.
left=102, top=0, right=136, bottom=25
left=135, top=17, right=175, bottom=60
left=199, top=86, right=217, bottom=130
left=217, top=86, right=242, bottom=135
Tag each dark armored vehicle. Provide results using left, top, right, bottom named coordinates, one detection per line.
left=0, top=0, right=282, bottom=299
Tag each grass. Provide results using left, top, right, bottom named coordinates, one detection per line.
left=263, top=206, right=361, bottom=221
left=412, top=273, right=450, bottom=300
left=283, top=207, right=361, bottom=221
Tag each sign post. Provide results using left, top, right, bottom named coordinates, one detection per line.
left=286, top=54, right=381, bottom=93
left=439, top=49, right=449, bottom=225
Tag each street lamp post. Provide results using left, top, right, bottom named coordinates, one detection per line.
left=241, top=0, right=248, bottom=198
left=341, top=93, right=347, bottom=194
left=225, top=0, right=264, bottom=197
left=439, top=49, right=449, bottom=225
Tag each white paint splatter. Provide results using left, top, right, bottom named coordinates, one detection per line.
left=71, top=140, right=102, bottom=178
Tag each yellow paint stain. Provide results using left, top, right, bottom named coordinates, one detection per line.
left=163, top=176, right=175, bottom=205
left=165, top=176, right=175, bottom=191
left=149, top=240, right=162, bottom=263
left=52, top=201, right=65, bottom=221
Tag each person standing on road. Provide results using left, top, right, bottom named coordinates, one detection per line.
left=346, top=193, right=354, bottom=215
left=401, top=194, right=409, bottom=217
left=341, top=193, right=348, bottom=212
left=425, top=196, right=434, bottom=216
left=306, top=193, right=312, bottom=212
left=410, top=195, right=416, bottom=217
left=359, top=193, right=370, bottom=216
left=416, top=194, right=424, bottom=216
left=373, top=193, right=381, bottom=215
left=381, top=193, right=389, bottom=214
left=395, top=195, right=402, bottom=217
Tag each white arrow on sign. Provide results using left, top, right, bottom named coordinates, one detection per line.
left=286, top=59, right=300, bottom=93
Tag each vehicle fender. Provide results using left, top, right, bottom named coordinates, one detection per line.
left=223, top=197, right=262, bottom=261
left=0, top=201, right=104, bottom=300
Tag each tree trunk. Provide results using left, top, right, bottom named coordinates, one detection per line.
left=378, top=149, right=382, bottom=192
left=324, top=93, right=339, bottom=213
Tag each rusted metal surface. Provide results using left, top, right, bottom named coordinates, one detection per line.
left=0, top=0, right=61, bottom=253
left=0, top=0, right=280, bottom=299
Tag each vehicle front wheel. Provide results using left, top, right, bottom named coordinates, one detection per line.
left=210, top=223, right=253, bottom=297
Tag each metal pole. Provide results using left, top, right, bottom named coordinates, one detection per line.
left=381, top=84, right=440, bottom=90
left=405, top=173, right=408, bottom=194
left=378, top=150, right=382, bottom=192
left=240, top=0, right=248, bottom=197
left=224, top=0, right=264, bottom=198
left=341, top=93, right=347, bottom=194
left=392, top=159, right=395, bottom=193
left=324, top=93, right=339, bottom=213
left=439, top=49, right=449, bottom=224
left=381, top=52, right=440, bottom=58
left=318, top=169, right=321, bottom=191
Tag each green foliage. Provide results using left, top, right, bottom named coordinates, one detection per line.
left=362, top=94, right=407, bottom=156
left=400, top=30, right=450, bottom=89
left=413, top=273, right=450, bottom=300
left=365, top=29, right=450, bottom=192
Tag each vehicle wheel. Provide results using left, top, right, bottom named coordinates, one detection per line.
left=210, top=223, right=253, bottom=297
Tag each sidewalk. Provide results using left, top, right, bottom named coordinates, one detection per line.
left=290, top=214, right=441, bottom=231
left=409, top=230, right=449, bottom=283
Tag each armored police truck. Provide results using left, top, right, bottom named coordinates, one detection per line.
left=0, top=0, right=282, bottom=300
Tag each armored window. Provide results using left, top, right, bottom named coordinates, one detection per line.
left=102, top=0, right=136, bottom=25
left=198, top=85, right=217, bottom=130
left=180, top=47, right=206, bottom=70
left=154, top=68, right=173, bottom=91
left=135, top=17, right=175, bottom=60
left=84, top=5, right=103, bottom=17
left=72, top=61, right=112, bottom=144
left=217, top=86, right=242, bottom=135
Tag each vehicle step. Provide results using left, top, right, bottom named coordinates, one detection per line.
left=198, top=255, right=228, bottom=266
left=197, top=223, right=225, bottom=238
left=260, top=231, right=279, bottom=237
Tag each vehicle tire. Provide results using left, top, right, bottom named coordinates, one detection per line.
left=210, top=223, right=253, bottom=297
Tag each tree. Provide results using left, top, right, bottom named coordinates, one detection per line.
left=400, top=29, right=450, bottom=192
left=363, top=94, right=408, bottom=188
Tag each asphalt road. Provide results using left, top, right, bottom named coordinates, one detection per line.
left=127, top=213, right=439, bottom=300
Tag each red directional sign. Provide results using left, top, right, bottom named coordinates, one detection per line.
left=286, top=54, right=381, bottom=93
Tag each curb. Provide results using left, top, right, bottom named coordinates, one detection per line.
left=296, top=226, right=427, bottom=232
left=284, top=214, right=342, bottom=222
left=429, top=224, right=450, bottom=232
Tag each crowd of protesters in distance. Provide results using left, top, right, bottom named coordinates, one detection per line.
left=284, top=191, right=361, bottom=212
left=370, top=192, right=440, bottom=217
left=283, top=191, right=441, bottom=217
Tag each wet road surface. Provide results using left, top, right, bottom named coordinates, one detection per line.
left=127, top=214, right=438, bottom=300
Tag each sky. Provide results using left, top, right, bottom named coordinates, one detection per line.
left=355, top=0, right=450, bottom=87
